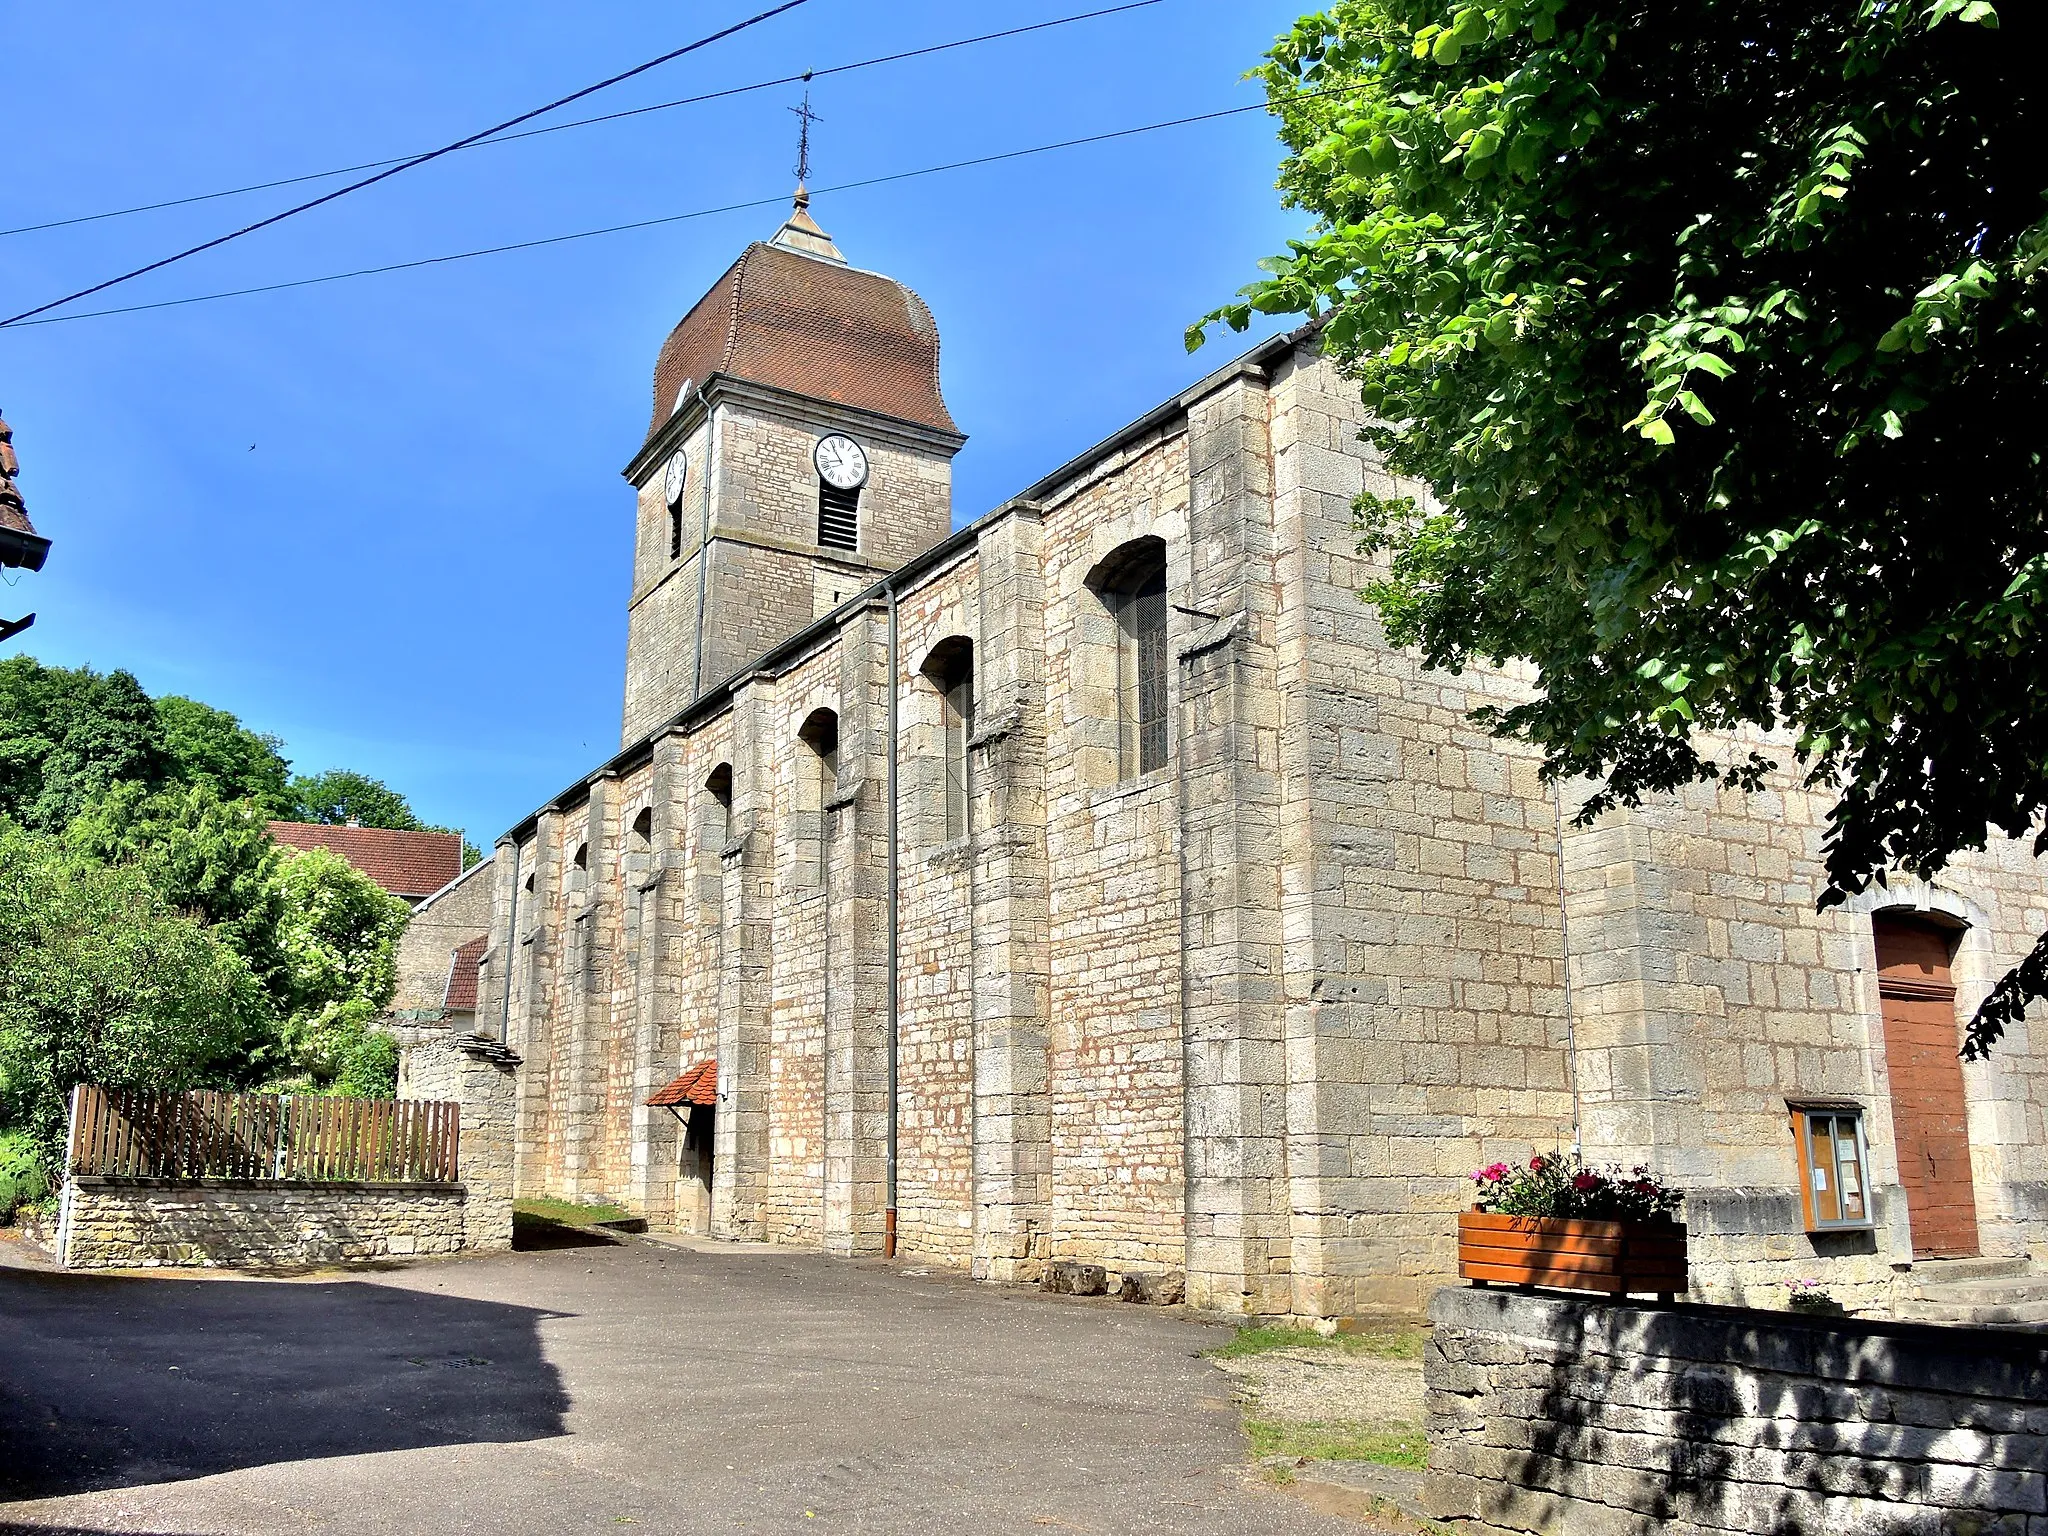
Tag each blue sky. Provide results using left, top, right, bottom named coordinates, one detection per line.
left=0, top=1, right=1310, bottom=849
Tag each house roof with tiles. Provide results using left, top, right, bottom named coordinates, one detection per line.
left=443, top=935, right=487, bottom=1013
left=267, top=821, right=465, bottom=900
left=644, top=189, right=955, bottom=443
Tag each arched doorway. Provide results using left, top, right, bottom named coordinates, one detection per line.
left=1872, top=912, right=1980, bottom=1258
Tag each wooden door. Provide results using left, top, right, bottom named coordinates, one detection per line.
left=1873, top=915, right=1979, bottom=1258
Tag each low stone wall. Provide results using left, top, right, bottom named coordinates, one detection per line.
left=1425, top=1285, right=2048, bottom=1536
left=57, top=1177, right=468, bottom=1269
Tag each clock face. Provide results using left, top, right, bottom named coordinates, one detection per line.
left=814, top=434, right=869, bottom=491
left=662, top=450, right=688, bottom=507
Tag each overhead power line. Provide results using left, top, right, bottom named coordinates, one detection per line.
left=0, top=92, right=1337, bottom=331
left=0, top=2, right=1167, bottom=243
left=0, top=0, right=812, bottom=328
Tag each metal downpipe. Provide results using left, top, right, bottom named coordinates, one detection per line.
left=885, top=580, right=901, bottom=1257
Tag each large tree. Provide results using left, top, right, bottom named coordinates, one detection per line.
left=1197, top=0, right=2044, bottom=1054
left=154, top=695, right=293, bottom=815
left=0, top=825, right=267, bottom=1167
left=0, top=657, right=166, bottom=832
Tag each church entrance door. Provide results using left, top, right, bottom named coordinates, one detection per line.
left=684, top=1106, right=716, bottom=1233
left=1873, top=914, right=1980, bottom=1258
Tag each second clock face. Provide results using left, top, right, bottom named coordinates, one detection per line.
left=814, top=434, right=869, bottom=491
left=662, top=450, right=688, bottom=507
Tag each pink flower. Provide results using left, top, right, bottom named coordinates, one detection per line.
left=1474, top=1162, right=1509, bottom=1184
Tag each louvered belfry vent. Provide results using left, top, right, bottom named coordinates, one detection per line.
left=818, top=483, right=860, bottom=550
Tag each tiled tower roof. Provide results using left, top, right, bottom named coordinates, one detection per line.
left=0, top=410, right=49, bottom=572
left=645, top=190, right=954, bottom=443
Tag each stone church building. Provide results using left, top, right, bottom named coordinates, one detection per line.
left=450, top=192, right=2048, bottom=1316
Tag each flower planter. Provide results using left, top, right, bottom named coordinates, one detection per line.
left=1458, top=1210, right=1688, bottom=1301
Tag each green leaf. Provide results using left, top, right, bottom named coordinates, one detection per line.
left=1640, top=416, right=1676, bottom=446
left=1432, top=30, right=1464, bottom=64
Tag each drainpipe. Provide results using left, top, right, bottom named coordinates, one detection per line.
left=885, top=579, right=901, bottom=1257
left=690, top=398, right=720, bottom=700
left=498, top=840, right=522, bottom=1044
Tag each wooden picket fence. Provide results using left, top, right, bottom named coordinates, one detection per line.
left=66, top=1086, right=460, bottom=1184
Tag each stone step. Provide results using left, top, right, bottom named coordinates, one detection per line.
left=1907, top=1255, right=2031, bottom=1286
left=1891, top=1297, right=2048, bottom=1327
left=1914, top=1278, right=2048, bottom=1307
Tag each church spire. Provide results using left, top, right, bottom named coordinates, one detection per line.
left=770, top=91, right=845, bottom=264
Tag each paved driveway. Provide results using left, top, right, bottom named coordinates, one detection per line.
left=0, top=1235, right=1357, bottom=1534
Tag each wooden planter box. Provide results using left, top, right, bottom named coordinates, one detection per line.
left=1458, top=1210, right=1688, bottom=1301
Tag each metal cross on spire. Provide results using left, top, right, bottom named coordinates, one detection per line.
left=790, top=89, right=823, bottom=185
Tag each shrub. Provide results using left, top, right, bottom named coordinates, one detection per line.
left=0, top=1128, right=48, bottom=1222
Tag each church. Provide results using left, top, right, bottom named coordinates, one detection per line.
left=441, top=189, right=2048, bottom=1317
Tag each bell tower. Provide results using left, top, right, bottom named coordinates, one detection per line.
left=618, top=192, right=966, bottom=743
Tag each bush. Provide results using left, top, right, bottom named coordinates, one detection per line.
left=0, top=1128, right=48, bottom=1223
left=335, top=1030, right=399, bottom=1099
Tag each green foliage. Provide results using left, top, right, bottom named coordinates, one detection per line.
left=154, top=695, right=293, bottom=815
left=1245, top=1418, right=1428, bottom=1469
left=272, top=847, right=408, bottom=1081
left=288, top=769, right=429, bottom=831
left=0, top=657, right=167, bottom=832
left=66, top=782, right=289, bottom=1003
left=0, top=824, right=267, bottom=1171
left=0, top=1127, right=49, bottom=1221
left=335, top=1028, right=399, bottom=1099
left=1211, top=1323, right=1429, bottom=1359
left=1201, top=1, right=2044, bottom=1054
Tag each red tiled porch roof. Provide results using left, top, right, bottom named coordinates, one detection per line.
left=647, top=1059, right=716, bottom=1108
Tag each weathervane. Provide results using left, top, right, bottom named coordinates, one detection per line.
left=790, top=87, right=823, bottom=185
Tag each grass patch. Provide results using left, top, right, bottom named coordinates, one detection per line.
left=1246, top=1418, right=1427, bottom=1470
left=514, top=1197, right=633, bottom=1227
left=1209, top=1322, right=1427, bottom=1361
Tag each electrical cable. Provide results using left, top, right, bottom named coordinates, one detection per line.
left=1, top=90, right=1359, bottom=332
left=0, top=2, right=1167, bottom=243
left=0, top=0, right=812, bottom=327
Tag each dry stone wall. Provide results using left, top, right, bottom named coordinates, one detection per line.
left=1425, top=1285, right=2048, bottom=1536
left=58, top=1180, right=467, bottom=1269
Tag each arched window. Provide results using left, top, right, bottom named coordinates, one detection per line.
left=669, top=504, right=684, bottom=561
left=922, top=638, right=974, bottom=842
left=706, top=762, right=733, bottom=843
left=630, top=807, right=653, bottom=847
left=799, top=708, right=840, bottom=803
left=1090, top=537, right=1169, bottom=778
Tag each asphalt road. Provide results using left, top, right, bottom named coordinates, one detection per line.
left=0, top=1233, right=1358, bottom=1535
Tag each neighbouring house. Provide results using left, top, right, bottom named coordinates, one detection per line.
left=472, top=188, right=2048, bottom=1317
left=267, top=821, right=464, bottom=908
left=387, top=856, right=495, bottom=1033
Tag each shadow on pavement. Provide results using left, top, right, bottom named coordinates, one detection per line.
left=511, top=1211, right=622, bottom=1251
left=0, top=1265, right=570, bottom=1500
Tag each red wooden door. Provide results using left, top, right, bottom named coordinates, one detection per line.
left=1873, top=915, right=1980, bottom=1258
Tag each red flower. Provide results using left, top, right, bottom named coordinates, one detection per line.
left=1573, top=1173, right=1600, bottom=1192
left=1529, top=1155, right=1548, bottom=1172
left=1474, top=1162, right=1510, bottom=1183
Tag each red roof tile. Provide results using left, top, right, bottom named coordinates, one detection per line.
left=444, top=935, right=487, bottom=1013
left=267, top=821, right=464, bottom=899
left=647, top=240, right=954, bottom=443
left=647, top=1059, right=716, bottom=1108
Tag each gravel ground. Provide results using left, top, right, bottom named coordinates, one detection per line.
left=1209, top=1346, right=1426, bottom=1427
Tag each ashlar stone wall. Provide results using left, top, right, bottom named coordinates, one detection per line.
left=1425, top=1285, right=2048, bottom=1536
